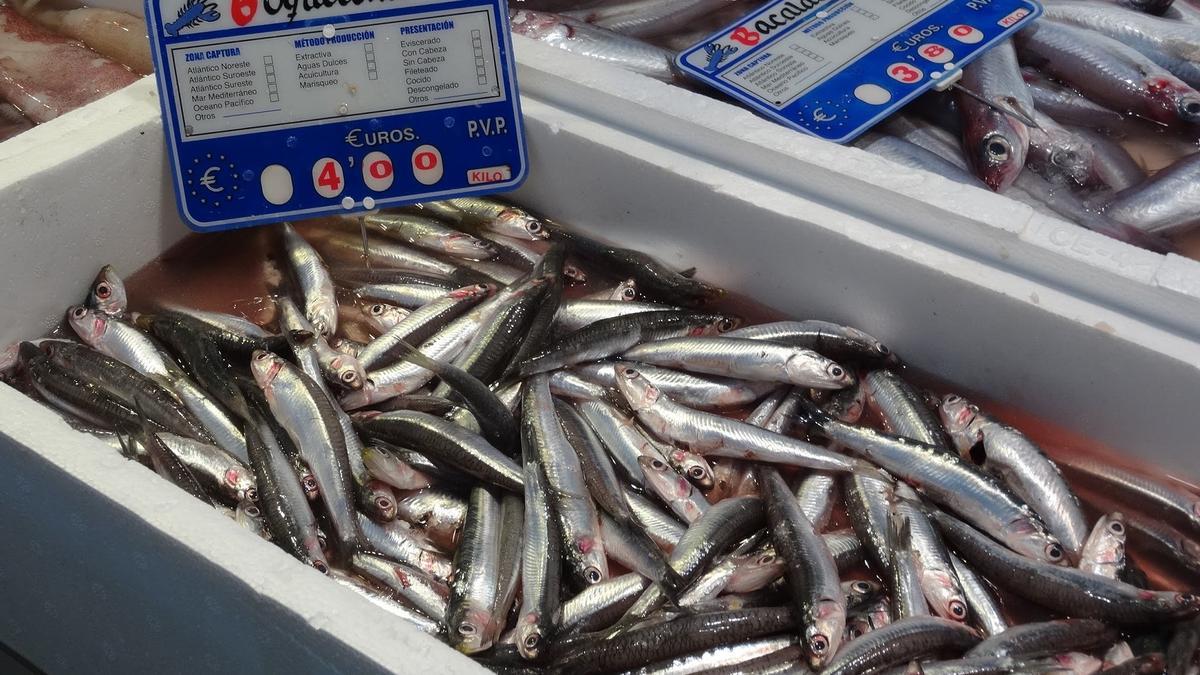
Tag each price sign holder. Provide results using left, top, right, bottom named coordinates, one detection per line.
left=146, top=0, right=527, bottom=231
left=676, top=0, right=1040, bottom=143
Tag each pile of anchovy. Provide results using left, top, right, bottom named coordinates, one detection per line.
left=6, top=197, right=1200, bottom=674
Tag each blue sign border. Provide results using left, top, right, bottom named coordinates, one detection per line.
left=675, top=0, right=1041, bottom=144
left=146, top=0, right=528, bottom=231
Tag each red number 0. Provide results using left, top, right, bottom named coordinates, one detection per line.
left=952, top=25, right=973, bottom=36
left=230, top=0, right=257, bottom=25
left=890, top=65, right=921, bottom=83
left=369, top=159, right=393, bottom=180
left=317, top=162, right=341, bottom=192
left=922, top=45, right=945, bottom=57
left=414, top=151, right=438, bottom=171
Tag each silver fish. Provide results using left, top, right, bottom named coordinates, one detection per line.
left=616, top=366, right=865, bottom=472
left=956, top=40, right=1033, bottom=191
left=1026, top=109, right=1097, bottom=186
left=364, top=211, right=497, bottom=260
left=281, top=223, right=337, bottom=336
left=893, top=484, right=970, bottom=623
left=1103, top=151, right=1200, bottom=235
left=940, top=394, right=1088, bottom=562
left=516, top=422, right=560, bottom=660
left=447, top=486, right=501, bottom=654
left=509, top=10, right=678, bottom=82
left=1021, top=67, right=1128, bottom=133
left=575, top=360, right=777, bottom=410
left=352, top=552, right=450, bottom=620
left=622, top=337, right=853, bottom=388
left=949, top=552, right=1008, bottom=638
left=858, top=132, right=989, bottom=188
left=554, top=300, right=671, bottom=334
left=1078, top=512, right=1128, bottom=579
left=85, top=264, right=127, bottom=317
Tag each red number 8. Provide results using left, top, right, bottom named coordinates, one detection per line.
left=922, top=45, right=944, bottom=57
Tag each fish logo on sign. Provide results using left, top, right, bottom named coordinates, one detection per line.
left=164, top=0, right=222, bottom=35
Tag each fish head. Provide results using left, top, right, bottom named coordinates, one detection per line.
left=1143, top=77, right=1200, bottom=125
left=66, top=306, right=108, bottom=346
left=615, top=367, right=662, bottom=411
left=364, top=480, right=398, bottom=521
left=305, top=299, right=337, bottom=337
left=234, top=500, right=266, bottom=536
left=563, top=264, right=587, bottom=284
left=330, top=353, right=367, bottom=391
left=724, top=548, right=785, bottom=593
left=938, top=394, right=984, bottom=454
left=250, top=350, right=285, bottom=390
left=841, top=578, right=883, bottom=606
left=301, top=535, right=330, bottom=575
left=515, top=613, right=546, bottom=660
left=1004, top=515, right=1068, bottom=565
left=1163, top=591, right=1200, bottom=618
left=573, top=533, right=609, bottom=585
left=962, top=105, right=1029, bottom=191
left=225, top=466, right=257, bottom=503
left=804, top=597, right=845, bottom=669
left=920, top=568, right=970, bottom=622
left=448, top=601, right=495, bottom=654
left=449, top=283, right=494, bottom=300
left=1047, top=134, right=1096, bottom=186
left=694, top=315, right=742, bottom=336
left=497, top=206, right=548, bottom=240
left=1051, top=652, right=1104, bottom=675
left=786, top=349, right=852, bottom=389
left=87, top=265, right=127, bottom=317
left=614, top=279, right=638, bottom=301
left=445, top=234, right=497, bottom=259
left=361, top=302, right=408, bottom=333
left=668, top=448, right=714, bottom=489
left=822, top=383, right=866, bottom=423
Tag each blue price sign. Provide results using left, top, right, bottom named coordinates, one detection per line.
left=146, top=0, right=527, bottom=231
left=676, top=0, right=1040, bottom=143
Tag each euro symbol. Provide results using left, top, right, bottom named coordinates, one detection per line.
left=813, top=108, right=836, bottom=122
left=200, top=166, right=224, bottom=193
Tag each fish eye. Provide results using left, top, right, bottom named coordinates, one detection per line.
left=1180, top=593, right=1197, bottom=603
left=245, top=487, right=258, bottom=502
left=809, top=634, right=829, bottom=654
left=828, top=364, right=845, bottom=379
left=622, top=288, right=637, bottom=300
left=527, top=221, right=543, bottom=234
left=475, top=284, right=489, bottom=291
left=311, top=560, right=329, bottom=574
left=623, top=368, right=639, bottom=380
left=70, top=307, right=88, bottom=320
left=458, top=622, right=477, bottom=636
left=340, top=370, right=356, bottom=383
left=758, top=553, right=776, bottom=565
left=585, top=567, right=602, bottom=584
left=94, top=283, right=111, bottom=299
left=1108, top=520, right=1125, bottom=535
left=949, top=600, right=967, bottom=619
left=650, top=459, right=666, bottom=470
left=370, top=304, right=385, bottom=316
left=376, top=497, right=392, bottom=510
left=1184, top=100, right=1200, bottom=116
left=688, top=466, right=707, bottom=479
left=254, top=352, right=270, bottom=361
left=523, top=634, right=539, bottom=650
left=984, top=134, right=1011, bottom=162
left=244, top=505, right=261, bottom=518
left=303, top=475, right=319, bottom=492
left=877, top=343, right=890, bottom=356
left=1045, top=543, right=1064, bottom=561
left=944, top=395, right=960, bottom=404
left=717, top=318, right=736, bottom=332
left=853, top=581, right=871, bottom=593
left=848, top=626, right=862, bottom=639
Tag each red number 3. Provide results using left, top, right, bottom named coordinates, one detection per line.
left=890, top=65, right=920, bottom=83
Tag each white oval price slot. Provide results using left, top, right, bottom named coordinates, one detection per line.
left=412, top=145, right=443, bottom=186
left=917, top=43, right=953, bottom=63
left=312, top=158, right=345, bottom=198
left=948, top=24, right=983, bottom=44
left=261, top=164, right=293, bottom=205
left=363, top=151, right=394, bottom=192
left=887, top=63, right=924, bottom=84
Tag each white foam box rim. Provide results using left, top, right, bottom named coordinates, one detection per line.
left=0, top=29, right=1198, bottom=674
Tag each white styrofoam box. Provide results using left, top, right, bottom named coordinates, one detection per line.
left=510, top=37, right=1200, bottom=300
left=1, top=48, right=1200, bottom=673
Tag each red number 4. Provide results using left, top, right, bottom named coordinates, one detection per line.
left=318, top=162, right=341, bottom=192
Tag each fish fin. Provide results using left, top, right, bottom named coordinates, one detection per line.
left=678, top=267, right=697, bottom=278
